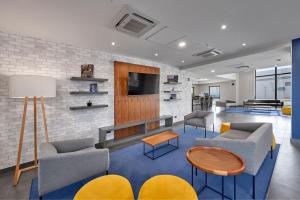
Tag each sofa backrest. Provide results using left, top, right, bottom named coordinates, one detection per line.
left=230, top=122, right=264, bottom=133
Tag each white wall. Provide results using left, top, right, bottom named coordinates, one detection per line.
left=193, top=80, right=236, bottom=102
left=237, top=71, right=255, bottom=104
left=0, top=31, right=192, bottom=170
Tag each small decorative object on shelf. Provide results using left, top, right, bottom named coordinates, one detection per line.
left=81, top=64, right=94, bottom=78
left=90, top=83, right=98, bottom=93
left=170, top=94, right=177, bottom=99
left=87, top=100, right=92, bottom=107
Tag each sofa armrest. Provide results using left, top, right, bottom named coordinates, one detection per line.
left=38, top=148, right=109, bottom=196
left=184, top=112, right=196, bottom=121
left=51, top=138, right=95, bottom=153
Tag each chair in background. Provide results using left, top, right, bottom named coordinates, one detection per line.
left=38, top=138, right=110, bottom=197
left=184, top=111, right=214, bottom=138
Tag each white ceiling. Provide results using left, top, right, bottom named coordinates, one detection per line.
left=0, top=0, right=297, bottom=75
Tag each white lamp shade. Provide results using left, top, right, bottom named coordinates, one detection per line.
left=9, top=75, right=56, bottom=98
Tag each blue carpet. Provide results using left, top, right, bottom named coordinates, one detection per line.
left=29, top=127, right=280, bottom=200
left=225, top=107, right=281, bottom=116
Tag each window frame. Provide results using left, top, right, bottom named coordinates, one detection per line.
left=209, top=85, right=220, bottom=99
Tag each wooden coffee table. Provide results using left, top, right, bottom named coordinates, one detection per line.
left=142, top=131, right=179, bottom=160
left=186, top=146, right=245, bottom=200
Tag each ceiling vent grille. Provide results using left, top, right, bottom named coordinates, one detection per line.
left=113, top=5, right=158, bottom=38
left=192, top=49, right=221, bottom=58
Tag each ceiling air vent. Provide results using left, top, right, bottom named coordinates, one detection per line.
left=192, top=49, right=221, bottom=58
left=113, top=5, right=158, bottom=38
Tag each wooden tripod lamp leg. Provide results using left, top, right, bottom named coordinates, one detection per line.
left=33, top=97, right=38, bottom=166
left=40, top=96, right=49, bottom=143
left=14, top=97, right=28, bottom=186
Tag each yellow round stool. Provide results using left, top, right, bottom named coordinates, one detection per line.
left=74, top=175, right=134, bottom=200
left=138, top=175, right=198, bottom=200
left=282, top=106, right=292, bottom=115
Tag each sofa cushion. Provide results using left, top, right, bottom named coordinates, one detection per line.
left=221, top=129, right=252, bottom=140
left=186, top=118, right=205, bottom=127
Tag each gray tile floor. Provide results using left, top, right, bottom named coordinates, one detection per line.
left=0, top=110, right=299, bottom=199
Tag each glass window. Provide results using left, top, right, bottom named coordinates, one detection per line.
left=256, top=76, right=275, bottom=99
left=277, top=74, right=291, bottom=100
left=277, top=65, right=291, bottom=74
left=209, top=86, right=220, bottom=98
left=255, top=65, right=292, bottom=100
left=256, top=67, right=275, bottom=76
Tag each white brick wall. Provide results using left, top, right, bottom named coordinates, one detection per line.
left=0, top=31, right=192, bottom=170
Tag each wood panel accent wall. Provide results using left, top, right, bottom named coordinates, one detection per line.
left=114, top=61, right=160, bottom=139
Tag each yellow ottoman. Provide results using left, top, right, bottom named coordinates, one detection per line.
left=74, top=175, right=134, bottom=200
left=282, top=106, right=292, bottom=115
left=220, top=122, right=231, bottom=134
left=138, top=175, right=197, bottom=200
left=220, top=122, right=276, bottom=150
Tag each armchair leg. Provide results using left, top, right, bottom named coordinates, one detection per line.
left=271, top=146, right=273, bottom=159
left=205, top=128, right=207, bottom=138
left=184, top=124, right=186, bottom=133
left=106, top=170, right=109, bottom=175
left=39, top=196, right=42, bottom=200
left=252, top=175, right=255, bottom=199
left=213, top=123, right=214, bottom=133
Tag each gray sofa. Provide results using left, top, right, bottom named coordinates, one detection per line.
left=216, top=100, right=236, bottom=111
left=38, top=138, right=109, bottom=197
left=184, top=111, right=214, bottom=138
left=195, top=122, right=273, bottom=198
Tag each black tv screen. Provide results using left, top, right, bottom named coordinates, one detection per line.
left=128, top=72, right=160, bottom=95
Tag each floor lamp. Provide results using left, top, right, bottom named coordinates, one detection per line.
left=9, top=75, right=56, bottom=186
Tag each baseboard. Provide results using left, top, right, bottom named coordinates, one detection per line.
left=290, top=138, right=300, bottom=146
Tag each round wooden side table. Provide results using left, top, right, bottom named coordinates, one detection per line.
left=186, top=146, right=245, bottom=200
left=138, top=175, right=198, bottom=200
left=74, top=175, right=134, bottom=200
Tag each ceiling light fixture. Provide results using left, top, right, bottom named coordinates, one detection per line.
left=111, top=42, right=116, bottom=46
left=181, top=60, right=185, bottom=63
left=242, top=43, right=247, bottom=46
left=178, top=41, right=187, bottom=48
left=221, top=25, right=227, bottom=30
left=154, top=53, right=158, bottom=57
left=211, top=70, right=215, bottom=73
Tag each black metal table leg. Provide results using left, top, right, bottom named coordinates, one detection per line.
left=143, top=142, right=145, bottom=154
left=222, top=176, right=224, bottom=200
left=234, top=176, right=236, bottom=200
left=205, top=172, right=207, bottom=186
left=191, top=165, right=194, bottom=186
left=195, top=168, right=198, bottom=176
left=152, top=146, right=154, bottom=160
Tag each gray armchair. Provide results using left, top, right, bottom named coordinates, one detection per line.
left=38, top=138, right=109, bottom=197
left=184, top=111, right=214, bottom=138
left=195, top=122, right=273, bottom=199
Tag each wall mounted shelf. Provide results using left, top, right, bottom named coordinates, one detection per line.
left=163, top=99, right=182, bottom=101
left=70, top=105, right=108, bottom=110
left=70, top=91, right=108, bottom=95
left=163, top=82, right=182, bottom=85
left=70, top=77, right=108, bottom=82
left=163, top=91, right=182, bottom=93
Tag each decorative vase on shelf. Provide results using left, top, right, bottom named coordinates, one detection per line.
left=87, top=100, right=92, bottom=107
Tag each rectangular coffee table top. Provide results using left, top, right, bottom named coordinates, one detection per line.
left=142, top=131, right=179, bottom=146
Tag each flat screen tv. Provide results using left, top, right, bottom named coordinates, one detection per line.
left=128, top=72, right=160, bottom=95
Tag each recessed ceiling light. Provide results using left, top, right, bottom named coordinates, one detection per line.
left=221, top=25, right=227, bottom=30
left=178, top=41, right=187, bottom=48
left=242, top=43, right=247, bottom=46
left=111, top=42, right=116, bottom=46
left=181, top=60, right=185, bottom=63
left=197, top=78, right=208, bottom=81
left=211, top=70, right=215, bottom=73
left=154, top=53, right=158, bottom=57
